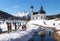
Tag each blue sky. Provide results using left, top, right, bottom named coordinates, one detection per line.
left=0, top=0, right=60, bottom=15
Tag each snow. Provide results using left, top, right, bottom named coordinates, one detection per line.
left=27, top=19, right=60, bottom=36
left=27, top=19, right=60, bottom=30
left=13, top=11, right=29, bottom=17
left=0, top=21, right=40, bottom=41
left=0, top=19, right=60, bottom=41
left=0, top=31, right=32, bottom=41
left=0, top=22, right=8, bottom=31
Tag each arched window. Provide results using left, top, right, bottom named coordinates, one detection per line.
left=41, top=17, right=43, bottom=18
left=53, top=23, right=55, bottom=25
left=36, top=17, right=38, bottom=19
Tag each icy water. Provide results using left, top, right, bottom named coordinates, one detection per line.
left=29, top=28, right=55, bottom=41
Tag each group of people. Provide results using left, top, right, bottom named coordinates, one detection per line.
left=7, top=22, right=26, bottom=33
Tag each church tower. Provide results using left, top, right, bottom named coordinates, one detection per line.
left=40, top=6, right=46, bottom=14
left=39, top=6, right=46, bottom=19
left=30, top=6, right=33, bottom=20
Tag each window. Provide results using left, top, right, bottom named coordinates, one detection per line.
left=41, top=17, right=42, bottom=18
left=0, top=22, right=1, bottom=24
left=53, top=23, right=55, bottom=25
left=36, top=17, right=38, bottom=19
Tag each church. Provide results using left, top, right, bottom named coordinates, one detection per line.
left=30, top=6, right=46, bottom=20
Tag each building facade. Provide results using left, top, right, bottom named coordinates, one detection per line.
left=30, top=6, right=46, bottom=20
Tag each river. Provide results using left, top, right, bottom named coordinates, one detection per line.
left=29, top=27, right=55, bottom=41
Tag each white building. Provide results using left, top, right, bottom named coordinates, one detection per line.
left=30, top=6, right=46, bottom=20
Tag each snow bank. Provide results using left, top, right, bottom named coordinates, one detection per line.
left=27, top=19, right=60, bottom=30
left=0, top=31, right=34, bottom=41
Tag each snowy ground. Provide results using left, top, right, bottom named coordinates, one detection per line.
left=0, top=31, right=33, bottom=41
left=0, top=19, right=60, bottom=41
left=27, top=19, right=60, bottom=36
left=0, top=23, right=40, bottom=41
left=27, top=19, right=60, bottom=30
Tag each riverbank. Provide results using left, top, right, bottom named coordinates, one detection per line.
left=28, top=27, right=55, bottom=41
left=54, top=30, right=60, bottom=41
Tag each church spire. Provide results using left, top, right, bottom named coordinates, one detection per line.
left=40, top=6, right=46, bottom=14
left=31, top=6, right=33, bottom=9
left=40, top=6, right=43, bottom=11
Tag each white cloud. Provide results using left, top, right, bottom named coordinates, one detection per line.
left=13, top=6, right=19, bottom=9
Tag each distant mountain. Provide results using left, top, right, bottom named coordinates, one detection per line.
left=46, top=14, right=60, bottom=19
left=0, top=10, right=60, bottom=20
left=14, top=11, right=60, bottom=20
left=0, top=10, right=30, bottom=21
left=13, top=11, right=30, bottom=20
left=0, top=10, right=21, bottom=20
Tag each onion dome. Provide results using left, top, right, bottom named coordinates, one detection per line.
left=30, top=6, right=33, bottom=8
left=40, top=6, right=46, bottom=14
